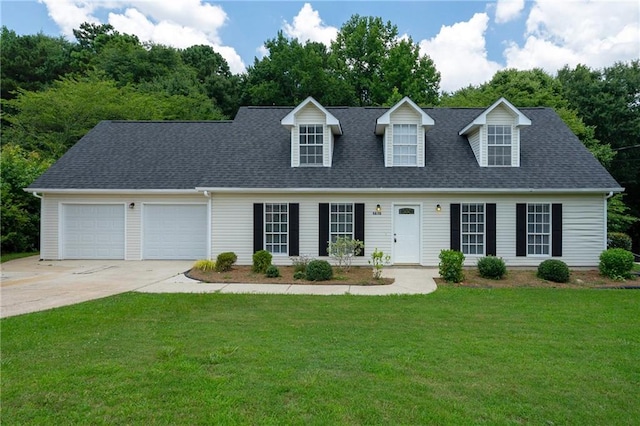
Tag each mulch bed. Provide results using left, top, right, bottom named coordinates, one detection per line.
left=186, top=265, right=394, bottom=286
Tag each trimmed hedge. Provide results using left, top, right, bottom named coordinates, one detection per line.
left=438, top=249, right=464, bottom=283
left=265, top=265, right=281, bottom=278
left=477, top=256, right=506, bottom=280
left=215, top=252, right=237, bottom=272
left=537, top=259, right=570, bottom=283
left=252, top=250, right=272, bottom=273
left=599, top=248, right=634, bottom=280
left=305, top=260, right=333, bottom=281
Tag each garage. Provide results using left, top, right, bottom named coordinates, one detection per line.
left=143, top=204, right=208, bottom=260
left=62, top=204, right=125, bottom=259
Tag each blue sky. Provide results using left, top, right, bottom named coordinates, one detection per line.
left=2, top=1, right=638, bottom=92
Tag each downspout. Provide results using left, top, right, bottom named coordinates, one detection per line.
left=31, top=192, right=43, bottom=199
left=202, top=190, right=212, bottom=259
left=604, top=191, right=614, bottom=250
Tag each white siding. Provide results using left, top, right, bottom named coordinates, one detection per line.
left=40, top=192, right=607, bottom=267
left=385, top=104, right=425, bottom=167
left=468, top=129, right=481, bottom=164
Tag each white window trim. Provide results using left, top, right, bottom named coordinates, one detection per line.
left=461, top=203, right=485, bottom=256
left=299, top=124, right=324, bottom=167
left=329, top=202, right=354, bottom=242
left=392, top=124, right=418, bottom=167
left=264, top=202, right=289, bottom=255
left=487, top=124, right=512, bottom=167
left=527, top=203, right=551, bottom=257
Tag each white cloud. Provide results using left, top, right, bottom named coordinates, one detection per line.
left=495, top=0, right=525, bottom=23
left=505, top=0, right=640, bottom=72
left=282, top=3, right=338, bottom=45
left=39, top=0, right=246, bottom=74
left=419, top=13, right=502, bottom=92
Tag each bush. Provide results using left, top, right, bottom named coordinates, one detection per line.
left=293, top=271, right=306, bottom=280
left=327, top=237, right=364, bottom=271
left=477, top=256, right=506, bottom=280
left=265, top=265, right=281, bottom=278
left=537, top=259, right=570, bottom=283
left=607, top=232, right=632, bottom=251
left=193, top=259, right=216, bottom=272
left=305, top=259, right=333, bottom=281
left=215, top=252, right=237, bottom=272
left=599, top=248, right=634, bottom=280
left=252, top=250, right=272, bottom=273
left=438, top=249, right=465, bottom=283
left=291, top=254, right=312, bottom=273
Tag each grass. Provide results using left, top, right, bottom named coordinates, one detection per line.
left=2, top=289, right=639, bottom=424
left=0, top=251, right=38, bottom=263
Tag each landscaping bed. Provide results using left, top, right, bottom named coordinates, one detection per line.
left=187, top=265, right=394, bottom=286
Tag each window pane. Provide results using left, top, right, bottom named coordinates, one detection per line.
left=264, top=203, right=288, bottom=254
left=460, top=203, right=485, bottom=255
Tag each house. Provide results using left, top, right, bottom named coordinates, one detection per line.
left=26, top=97, right=622, bottom=266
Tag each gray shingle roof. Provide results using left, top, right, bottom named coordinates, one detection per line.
left=28, top=106, right=622, bottom=191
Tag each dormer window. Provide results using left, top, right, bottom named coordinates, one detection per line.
left=393, top=124, right=418, bottom=166
left=281, top=96, right=342, bottom=168
left=459, top=97, right=531, bottom=168
left=487, top=125, right=512, bottom=166
left=299, top=125, right=324, bottom=165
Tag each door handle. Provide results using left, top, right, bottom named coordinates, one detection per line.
left=394, top=233, right=397, bottom=243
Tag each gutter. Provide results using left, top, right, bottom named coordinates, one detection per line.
left=195, top=187, right=625, bottom=195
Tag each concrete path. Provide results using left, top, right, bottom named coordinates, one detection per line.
left=1, top=256, right=438, bottom=318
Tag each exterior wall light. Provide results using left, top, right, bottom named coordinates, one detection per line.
left=436, top=204, right=441, bottom=212
left=129, top=202, right=135, bottom=209
left=376, top=204, right=382, bottom=213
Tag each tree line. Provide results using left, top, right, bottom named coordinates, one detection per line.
left=1, top=16, right=638, bottom=253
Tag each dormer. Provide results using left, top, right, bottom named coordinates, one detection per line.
left=375, top=97, right=435, bottom=167
left=281, top=97, right=342, bottom=168
left=459, top=97, right=531, bottom=167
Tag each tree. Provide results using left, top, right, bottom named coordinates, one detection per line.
left=607, top=193, right=639, bottom=234
left=241, top=32, right=354, bottom=106
left=0, top=145, right=52, bottom=253
left=330, top=15, right=440, bottom=106
left=0, top=27, right=74, bottom=100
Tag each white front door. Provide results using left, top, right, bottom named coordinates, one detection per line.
left=394, top=204, right=421, bottom=263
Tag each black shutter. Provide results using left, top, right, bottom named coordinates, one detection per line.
left=289, top=203, right=299, bottom=256
left=516, top=203, right=527, bottom=257
left=450, top=204, right=461, bottom=251
left=319, top=203, right=329, bottom=256
left=354, top=203, right=365, bottom=256
left=253, top=203, right=264, bottom=253
left=552, top=203, right=562, bottom=257
left=486, top=203, right=497, bottom=256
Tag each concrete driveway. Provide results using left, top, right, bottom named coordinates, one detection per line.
left=0, top=257, right=193, bottom=318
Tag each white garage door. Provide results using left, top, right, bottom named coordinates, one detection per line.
left=62, top=204, right=125, bottom=259
left=143, top=204, right=208, bottom=260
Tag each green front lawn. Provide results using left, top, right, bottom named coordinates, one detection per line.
left=2, top=289, right=639, bottom=424
left=0, top=251, right=38, bottom=263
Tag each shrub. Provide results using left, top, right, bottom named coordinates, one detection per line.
left=477, top=256, right=507, bottom=280
left=327, top=237, right=364, bottom=271
left=438, top=249, right=465, bottom=283
left=305, top=259, right=333, bottom=281
left=291, top=254, right=312, bottom=273
left=368, top=248, right=391, bottom=279
left=193, top=259, right=216, bottom=272
left=607, top=232, right=632, bottom=251
left=252, top=250, right=272, bottom=273
left=599, top=248, right=634, bottom=280
left=265, top=265, right=281, bottom=278
left=537, top=259, right=570, bottom=283
left=293, top=271, right=306, bottom=280
left=215, top=252, right=237, bottom=272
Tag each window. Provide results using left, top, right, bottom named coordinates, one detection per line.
left=330, top=203, right=353, bottom=242
left=461, top=203, right=484, bottom=255
left=299, top=125, right=323, bottom=165
left=265, top=203, right=288, bottom=254
left=527, top=203, right=550, bottom=255
left=488, top=125, right=511, bottom=166
left=393, top=124, right=418, bottom=166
